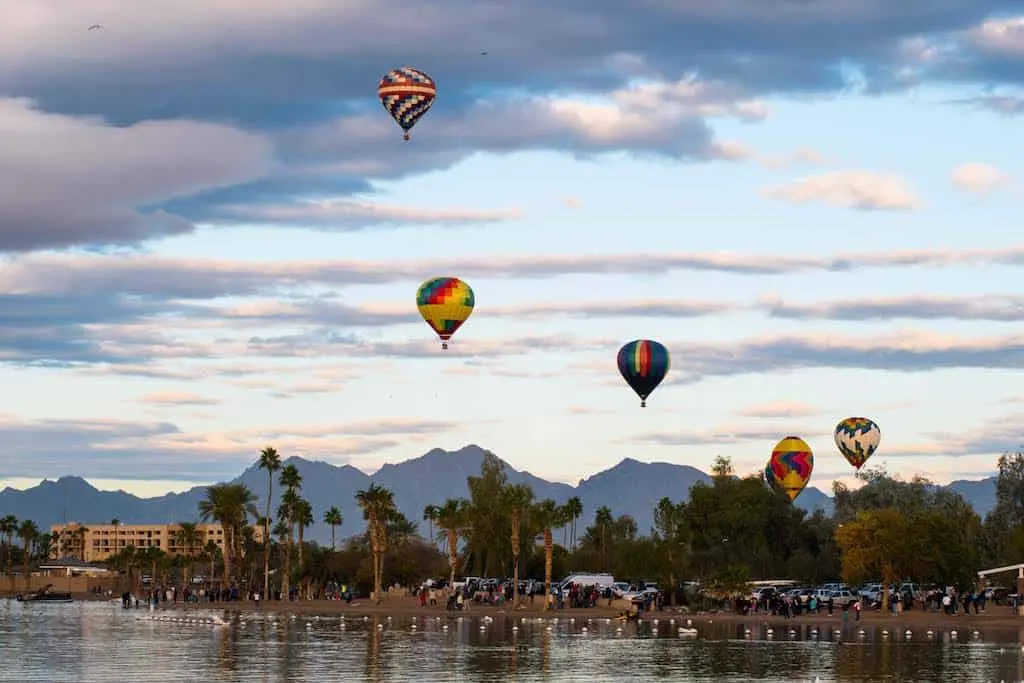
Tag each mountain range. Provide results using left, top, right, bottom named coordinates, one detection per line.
left=0, top=445, right=998, bottom=545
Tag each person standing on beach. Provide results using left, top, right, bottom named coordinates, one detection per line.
left=853, top=601, right=861, bottom=621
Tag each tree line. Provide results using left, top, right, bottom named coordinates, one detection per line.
left=4, top=450, right=1023, bottom=602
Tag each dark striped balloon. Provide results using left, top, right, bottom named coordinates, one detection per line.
left=616, top=339, right=670, bottom=407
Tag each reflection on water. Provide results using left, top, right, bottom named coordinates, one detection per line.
left=2, top=600, right=1024, bottom=682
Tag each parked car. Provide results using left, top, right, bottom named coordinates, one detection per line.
left=828, top=590, right=859, bottom=609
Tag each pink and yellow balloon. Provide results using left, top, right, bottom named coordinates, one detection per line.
left=764, top=436, right=814, bottom=503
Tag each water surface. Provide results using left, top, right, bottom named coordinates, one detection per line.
left=2, top=600, right=1023, bottom=682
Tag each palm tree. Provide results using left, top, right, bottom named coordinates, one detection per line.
left=18, top=519, right=38, bottom=590
left=504, top=484, right=534, bottom=606
left=278, top=489, right=299, bottom=599
left=110, top=518, right=121, bottom=563
left=422, top=505, right=438, bottom=547
left=434, top=498, right=468, bottom=587
left=323, top=507, right=343, bottom=550
left=197, top=483, right=258, bottom=583
left=258, top=446, right=282, bottom=600
left=70, top=526, right=88, bottom=561
left=196, top=540, right=218, bottom=586
left=1, top=515, right=17, bottom=591
left=277, top=464, right=302, bottom=596
left=138, top=546, right=168, bottom=588
left=175, top=522, right=203, bottom=586
left=294, top=498, right=313, bottom=576
left=594, top=505, right=614, bottom=571
left=355, top=483, right=396, bottom=602
left=533, top=500, right=571, bottom=607
left=653, top=497, right=687, bottom=606
left=564, top=497, right=583, bottom=550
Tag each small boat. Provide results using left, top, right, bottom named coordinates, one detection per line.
left=16, top=585, right=73, bottom=603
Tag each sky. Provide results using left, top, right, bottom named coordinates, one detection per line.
left=0, top=1, right=1022, bottom=499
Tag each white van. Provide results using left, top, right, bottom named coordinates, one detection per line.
left=556, top=573, right=615, bottom=592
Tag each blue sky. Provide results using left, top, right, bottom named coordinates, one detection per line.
left=0, top=2, right=1022, bottom=498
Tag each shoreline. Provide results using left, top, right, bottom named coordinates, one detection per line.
left=95, top=595, right=1024, bottom=629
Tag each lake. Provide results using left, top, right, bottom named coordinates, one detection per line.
left=2, top=600, right=1024, bottom=682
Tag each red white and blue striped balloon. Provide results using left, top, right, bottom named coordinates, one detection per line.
left=377, top=67, right=436, bottom=140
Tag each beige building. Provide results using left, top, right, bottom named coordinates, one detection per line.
left=49, top=522, right=264, bottom=564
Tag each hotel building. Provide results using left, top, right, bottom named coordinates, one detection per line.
left=49, top=522, right=265, bottom=564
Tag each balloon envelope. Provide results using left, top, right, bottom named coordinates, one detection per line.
left=834, top=417, right=881, bottom=470
left=616, top=340, right=669, bottom=407
left=416, top=277, right=474, bottom=349
left=378, top=67, right=436, bottom=140
left=765, top=436, right=814, bottom=502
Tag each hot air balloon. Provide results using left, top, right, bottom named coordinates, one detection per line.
left=378, top=67, right=436, bottom=141
left=765, top=436, right=814, bottom=502
left=616, top=340, right=669, bottom=407
left=416, top=277, right=474, bottom=350
left=834, top=417, right=881, bottom=470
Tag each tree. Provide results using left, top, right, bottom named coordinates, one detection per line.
left=278, top=464, right=303, bottom=598
left=465, top=452, right=510, bottom=576
left=175, top=522, right=203, bottom=586
left=197, top=483, right=258, bottom=583
left=295, top=498, right=314, bottom=574
left=593, top=506, right=613, bottom=570
left=504, top=484, right=534, bottom=606
left=711, top=455, right=733, bottom=478
left=324, top=507, right=344, bottom=550
left=835, top=508, right=914, bottom=613
left=1, top=515, right=17, bottom=591
left=18, top=519, right=38, bottom=590
left=355, top=483, right=396, bottom=602
left=278, top=488, right=299, bottom=599
left=422, top=505, right=438, bottom=548
left=533, top=499, right=570, bottom=606
left=652, top=497, right=687, bottom=606
left=434, top=498, right=469, bottom=587
left=110, top=518, right=121, bottom=564
left=258, top=446, right=282, bottom=601
left=564, top=497, right=583, bottom=550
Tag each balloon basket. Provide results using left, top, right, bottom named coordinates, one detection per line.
left=441, top=342, right=448, bottom=350
left=403, top=133, right=410, bottom=141
left=640, top=400, right=646, bottom=407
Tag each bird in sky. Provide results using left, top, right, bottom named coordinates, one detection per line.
left=87, top=24, right=105, bottom=31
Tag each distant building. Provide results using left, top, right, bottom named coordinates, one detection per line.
left=49, top=522, right=265, bottom=564
left=38, top=557, right=111, bottom=578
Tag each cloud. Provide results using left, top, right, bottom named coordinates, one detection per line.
left=965, top=16, right=1024, bottom=59
left=669, top=330, right=1024, bottom=381
left=562, top=197, right=583, bottom=208
left=2, top=0, right=1015, bottom=122
left=761, top=294, right=1024, bottom=322
left=950, top=162, right=1012, bottom=195
left=663, top=330, right=1024, bottom=381
left=879, top=411, right=1023, bottom=458
left=251, top=419, right=456, bottom=440
left=757, top=147, right=830, bottom=170
left=1, top=250, right=1024, bottom=367
left=7, top=243, right=1024, bottom=302
left=631, top=422, right=815, bottom=447
left=735, top=401, right=820, bottom=419
left=0, top=415, right=457, bottom=480
left=215, top=198, right=523, bottom=230
left=632, top=411, right=1022, bottom=465
left=138, top=392, right=220, bottom=407
left=0, top=98, right=272, bottom=251
left=763, top=171, right=919, bottom=210
left=0, top=1, right=1019, bottom=238
left=957, top=95, right=1024, bottom=115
